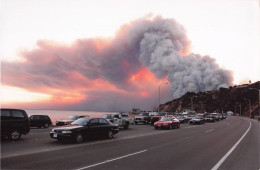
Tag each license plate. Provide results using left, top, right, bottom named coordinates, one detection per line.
left=53, top=133, right=57, bottom=138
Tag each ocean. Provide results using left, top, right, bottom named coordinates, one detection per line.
left=25, top=109, right=119, bottom=124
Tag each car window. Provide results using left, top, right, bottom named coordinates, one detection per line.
left=11, top=110, right=25, bottom=119
left=1, top=110, right=11, bottom=120
left=89, top=119, right=99, bottom=126
left=71, top=118, right=90, bottom=126
left=99, top=118, right=109, bottom=125
left=114, top=115, right=120, bottom=119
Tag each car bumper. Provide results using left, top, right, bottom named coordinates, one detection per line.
left=50, top=132, right=74, bottom=140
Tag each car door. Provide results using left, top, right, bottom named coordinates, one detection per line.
left=98, top=118, right=110, bottom=136
left=87, top=118, right=100, bottom=137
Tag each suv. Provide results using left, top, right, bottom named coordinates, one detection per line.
left=134, top=112, right=150, bottom=124
left=103, top=113, right=130, bottom=129
left=29, top=115, right=52, bottom=128
left=1, top=108, right=30, bottom=140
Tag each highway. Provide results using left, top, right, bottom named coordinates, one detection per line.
left=1, top=116, right=259, bottom=170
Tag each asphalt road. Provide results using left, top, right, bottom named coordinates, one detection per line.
left=1, top=116, right=259, bottom=170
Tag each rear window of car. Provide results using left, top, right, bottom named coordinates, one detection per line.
left=99, top=118, right=109, bottom=125
left=12, top=110, right=25, bottom=119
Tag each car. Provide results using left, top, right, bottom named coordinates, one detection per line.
left=1, top=108, right=30, bottom=140
left=150, top=112, right=166, bottom=125
left=29, top=115, right=52, bottom=128
left=134, top=112, right=150, bottom=124
left=176, top=116, right=188, bottom=123
left=212, top=113, right=221, bottom=121
left=204, top=114, right=216, bottom=122
left=154, top=116, right=180, bottom=129
left=189, top=116, right=205, bottom=125
left=56, top=115, right=90, bottom=126
left=103, top=113, right=130, bottom=129
left=50, top=118, right=119, bottom=143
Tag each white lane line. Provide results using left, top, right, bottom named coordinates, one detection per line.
left=205, top=129, right=215, bottom=133
left=76, top=150, right=147, bottom=170
left=211, top=120, right=252, bottom=170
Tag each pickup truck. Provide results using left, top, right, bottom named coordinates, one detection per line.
left=103, top=113, right=131, bottom=129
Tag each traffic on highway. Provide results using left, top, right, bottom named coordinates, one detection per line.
left=1, top=111, right=259, bottom=170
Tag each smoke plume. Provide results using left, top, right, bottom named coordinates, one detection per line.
left=2, top=15, right=233, bottom=110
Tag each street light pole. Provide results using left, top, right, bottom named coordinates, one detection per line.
left=158, top=82, right=168, bottom=112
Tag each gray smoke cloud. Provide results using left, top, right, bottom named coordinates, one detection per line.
left=2, top=15, right=233, bottom=111
left=122, top=16, right=233, bottom=98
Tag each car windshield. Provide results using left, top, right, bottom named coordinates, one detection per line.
left=68, top=115, right=78, bottom=120
left=161, top=117, right=172, bottom=121
left=194, top=117, right=201, bottom=119
left=103, top=114, right=113, bottom=119
left=158, top=113, right=166, bottom=116
left=120, top=113, right=128, bottom=117
left=139, top=113, right=149, bottom=116
left=71, top=118, right=90, bottom=126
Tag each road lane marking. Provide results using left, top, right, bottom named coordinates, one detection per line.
left=205, top=129, right=215, bottom=133
left=211, top=120, right=252, bottom=170
left=76, top=150, right=147, bottom=170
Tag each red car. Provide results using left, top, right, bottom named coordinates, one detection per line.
left=154, top=116, right=180, bottom=130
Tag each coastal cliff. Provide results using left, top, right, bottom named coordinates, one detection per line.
left=159, top=81, right=260, bottom=117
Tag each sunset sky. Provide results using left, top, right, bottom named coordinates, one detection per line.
left=1, top=0, right=259, bottom=111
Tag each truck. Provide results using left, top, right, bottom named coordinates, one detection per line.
left=103, top=113, right=131, bottom=129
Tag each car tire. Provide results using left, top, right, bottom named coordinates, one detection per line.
left=154, top=126, right=158, bottom=130
left=44, top=123, right=49, bottom=128
left=177, top=124, right=180, bottom=128
left=8, top=130, right=21, bottom=141
left=124, top=122, right=129, bottom=129
left=169, top=124, right=173, bottom=130
left=75, top=133, right=84, bottom=143
left=107, top=130, right=114, bottom=139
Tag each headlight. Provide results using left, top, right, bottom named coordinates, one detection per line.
left=52, top=129, right=55, bottom=132
left=61, top=130, right=72, bottom=134
left=154, top=123, right=157, bottom=125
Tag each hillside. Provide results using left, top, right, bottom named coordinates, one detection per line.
left=159, top=81, right=260, bottom=118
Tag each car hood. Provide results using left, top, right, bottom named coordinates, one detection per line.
left=155, top=121, right=171, bottom=124
left=53, top=125, right=83, bottom=131
left=56, top=120, right=74, bottom=123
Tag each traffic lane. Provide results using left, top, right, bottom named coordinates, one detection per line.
left=88, top=116, right=250, bottom=170
left=219, top=118, right=260, bottom=170
left=1, top=117, right=247, bottom=169
left=1, top=123, right=188, bottom=158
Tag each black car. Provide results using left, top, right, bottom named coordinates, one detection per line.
left=1, top=108, right=30, bottom=140
left=50, top=118, right=119, bottom=143
left=29, top=115, right=52, bottom=128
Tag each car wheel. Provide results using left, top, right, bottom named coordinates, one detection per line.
left=75, top=133, right=84, bottom=143
left=169, top=124, right=173, bottom=130
left=124, top=122, right=129, bottom=129
left=154, top=126, right=158, bottom=130
left=107, top=130, right=114, bottom=139
left=44, top=123, right=49, bottom=128
left=8, top=130, right=21, bottom=141
left=177, top=123, right=180, bottom=128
